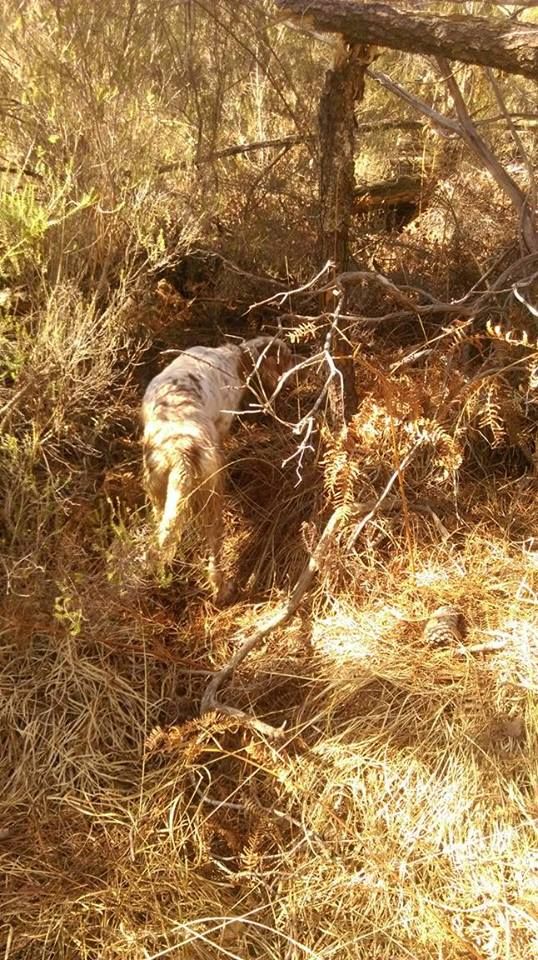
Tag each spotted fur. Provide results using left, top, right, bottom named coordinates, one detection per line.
left=141, top=336, right=293, bottom=602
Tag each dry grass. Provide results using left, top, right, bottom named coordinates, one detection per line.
left=2, top=2, right=538, bottom=958
left=2, top=358, right=537, bottom=958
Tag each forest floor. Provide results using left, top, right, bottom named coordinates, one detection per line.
left=2, top=233, right=537, bottom=960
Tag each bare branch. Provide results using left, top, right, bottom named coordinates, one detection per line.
left=274, top=0, right=538, bottom=79
left=201, top=505, right=348, bottom=737
left=368, top=68, right=461, bottom=135
left=248, top=260, right=335, bottom=312
left=435, top=56, right=537, bottom=252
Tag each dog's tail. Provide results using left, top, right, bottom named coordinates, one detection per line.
left=152, top=434, right=221, bottom=561
left=157, top=463, right=192, bottom=559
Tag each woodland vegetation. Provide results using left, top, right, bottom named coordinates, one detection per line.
left=1, top=2, right=537, bottom=959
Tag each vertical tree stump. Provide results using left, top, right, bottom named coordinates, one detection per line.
left=318, top=40, right=373, bottom=425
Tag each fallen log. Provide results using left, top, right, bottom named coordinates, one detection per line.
left=275, top=1, right=538, bottom=80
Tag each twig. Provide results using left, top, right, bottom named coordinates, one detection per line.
left=276, top=291, right=348, bottom=481
left=473, top=252, right=538, bottom=311
left=247, top=260, right=334, bottom=312
left=347, top=442, right=423, bottom=549
left=455, top=639, right=508, bottom=655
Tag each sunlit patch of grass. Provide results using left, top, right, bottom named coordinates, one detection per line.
left=3, top=319, right=537, bottom=957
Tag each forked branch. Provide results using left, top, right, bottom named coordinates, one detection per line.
left=201, top=442, right=423, bottom=737
left=201, top=504, right=347, bottom=738
left=435, top=56, right=538, bottom=253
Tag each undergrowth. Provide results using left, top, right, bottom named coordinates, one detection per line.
left=1, top=2, right=537, bottom=959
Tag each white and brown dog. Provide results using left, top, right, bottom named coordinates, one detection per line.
left=141, top=336, right=293, bottom=602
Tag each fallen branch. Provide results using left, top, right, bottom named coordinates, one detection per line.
left=248, top=259, right=334, bottom=312
left=316, top=268, right=475, bottom=318
left=275, top=0, right=538, bottom=80
left=201, top=441, right=424, bottom=735
left=201, top=505, right=347, bottom=737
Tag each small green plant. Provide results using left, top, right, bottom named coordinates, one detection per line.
left=53, top=586, right=83, bottom=638
left=0, top=178, right=96, bottom=280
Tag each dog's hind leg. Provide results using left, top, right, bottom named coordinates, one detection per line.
left=204, top=471, right=235, bottom=606
left=157, top=463, right=190, bottom=563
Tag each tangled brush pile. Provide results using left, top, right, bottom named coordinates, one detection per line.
left=1, top=260, right=537, bottom=960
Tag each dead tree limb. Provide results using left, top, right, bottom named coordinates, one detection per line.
left=368, top=63, right=538, bottom=253
left=436, top=56, right=538, bottom=253
left=155, top=114, right=537, bottom=174
left=201, top=440, right=425, bottom=737
left=368, top=68, right=462, bottom=134
left=274, top=0, right=538, bottom=80
left=201, top=505, right=348, bottom=738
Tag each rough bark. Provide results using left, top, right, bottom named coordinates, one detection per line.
left=275, top=0, right=538, bottom=80
left=319, top=39, right=367, bottom=423
left=319, top=42, right=366, bottom=272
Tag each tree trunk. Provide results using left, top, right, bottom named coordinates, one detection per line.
left=275, top=0, right=538, bottom=80
left=319, top=40, right=367, bottom=425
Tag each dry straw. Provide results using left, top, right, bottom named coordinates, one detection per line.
left=2, top=361, right=537, bottom=958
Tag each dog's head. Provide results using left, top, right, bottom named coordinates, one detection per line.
left=239, top=336, right=295, bottom=397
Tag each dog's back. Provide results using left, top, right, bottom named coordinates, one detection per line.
left=141, top=336, right=293, bottom=598
left=141, top=344, right=245, bottom=563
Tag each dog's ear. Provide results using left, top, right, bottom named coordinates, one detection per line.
left=258, top=339, right=294, bottom=393
left=239, top=337, right=293, bottom=394
left=238, top=342, right=257, bottom=382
